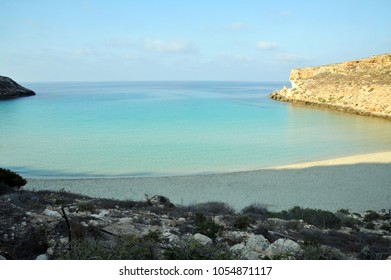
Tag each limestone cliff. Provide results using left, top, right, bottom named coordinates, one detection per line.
left=0, top=76, right=35, bottom=99
left=270, top=53, right=391, bottom=119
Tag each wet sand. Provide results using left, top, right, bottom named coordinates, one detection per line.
left=25, top=151, right=391, bottom=212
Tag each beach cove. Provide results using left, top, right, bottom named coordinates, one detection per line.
left=26, top=151, right=391, bottom=212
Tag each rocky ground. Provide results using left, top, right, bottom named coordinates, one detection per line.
left=1, top=188, right=390, bottom=260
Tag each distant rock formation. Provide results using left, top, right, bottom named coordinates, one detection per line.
left=0, top=76, right=35, bottom=99
left=270, top=53, right=391, bottom=120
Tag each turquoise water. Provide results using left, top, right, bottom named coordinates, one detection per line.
left=1, top=81, right=391, bottom=178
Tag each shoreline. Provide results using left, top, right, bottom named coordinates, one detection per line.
left=25, top=150, right=391, bottom=213
left=24, top=150, right=391, bottom=180
left=268, top=150, right=391, bottom=170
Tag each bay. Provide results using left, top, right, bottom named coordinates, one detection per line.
left=1, top=81, right=391, bottom=178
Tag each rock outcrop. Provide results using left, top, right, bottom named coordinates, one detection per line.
left=0, top=76, right=35, bottom=99
left=270, top=53, right=391, bottom=119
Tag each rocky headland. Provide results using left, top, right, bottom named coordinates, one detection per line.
left=0, top=76, right=35, bottom=99
left=270, top=53, right=391, bottom=119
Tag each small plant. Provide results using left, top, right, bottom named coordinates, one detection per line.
left=164, top=237, right=233, bottom=260
left=77, top=202, right=96, bottom=213
left=62, top=231, right=162, bottom=260
left=241, top=203, right=268, bottom=218
left=300, top=241, right=346, bottom=260
left=365, top=222, right=375, bottom=230
left=233, top=215, right=256, bottom=230
left=194, top=213, right=224, bottom=240
left=337, top=209, right=350, bottom=215
left=364, top=211, right=380, bottom=222
left=189, top=202, right=235, bottom=215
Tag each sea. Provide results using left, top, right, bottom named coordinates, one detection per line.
left=1, top=81, right=391, bottom=178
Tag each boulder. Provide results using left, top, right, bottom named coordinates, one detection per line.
left=193, top=233, right=213, bottom=246
left=246, top=234, right=270, bottom=252
left=264, top=238, right=301, bottom=258
left=43, top=209, right=62, bottom=218
left=35, top=254, right=48, bottom=260
left=0, top=76, right=35, bottom=99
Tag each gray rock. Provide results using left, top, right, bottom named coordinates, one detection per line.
left=246, top=234, right=270, bottom=252
left=230, top=243, right=246, bottom=254
left=91, top=210, right=110, bottom=219
left=0, top=76, right=35, bottom=99
left=162, top=232, right=180, bottom=244
left=35, top=254, right=48, bottom=260
left=242, top=250, right=261, bottom=260
left=193, top=233, right=213, bottom=246
left=43, top=209, right=62, bottom=218
left=264, top=238, right=301, bottom=258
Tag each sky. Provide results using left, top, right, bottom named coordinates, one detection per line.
left=1, top=0, right=391, bottom=82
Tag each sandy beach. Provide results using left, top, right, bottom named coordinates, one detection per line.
left=25, top=151, right=391, bottom=212
left=269, top=151, right=391, bottom=169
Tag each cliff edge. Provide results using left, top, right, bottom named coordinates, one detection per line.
left=0, top=76, right=35, bottom=99
left=270, top=53, right=391, bottom=120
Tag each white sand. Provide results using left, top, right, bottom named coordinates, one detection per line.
left=26, top=151, right=391, bottom=212
left=271, top=151, right=391, bottom=169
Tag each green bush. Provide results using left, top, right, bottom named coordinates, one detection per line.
left=164, top=237, right=233, bottom=260
left=0, top=168, right=27, bottom=194
left=194, top=213, right=224, bottom=240
left=233, top=215, right=256, bottom=230
left=364, top=211, right=381, bottom=222
left=62, top=230, right=161, bottom=260
left=300, top=242, right=347, bottom=260
left=77, top=202, right=96, bottom=213
left=189, top=202, right=235, bottom=215
left=241, top=203, right=268, bottom=218
left=269, top=206, right=341, bottom=229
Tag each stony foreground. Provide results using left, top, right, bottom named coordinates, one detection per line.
left=270, top=53, right=391, bottom=120
left=0, top=189, right=390, bottom=260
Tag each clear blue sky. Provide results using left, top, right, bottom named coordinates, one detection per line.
left=1, top=0, right=390, bottom=82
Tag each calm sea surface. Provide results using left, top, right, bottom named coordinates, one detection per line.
left=1, top=81, right=391, bottom=178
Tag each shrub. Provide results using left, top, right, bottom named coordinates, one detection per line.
left=269, top=206, right=341, bottom=229
left=77, top=202, right=96, bottom=213
left=364, top=211, right=381, bottom=222
left=164, top=237, right=233, bottom=260
left=189, top=202, right=235, bottom=215
left=300, top=242, right=347, bottom=260
left=233, top=215, right=256, bottom=230
left=194, top=213, right=224, bottom=240
left=62, top=231, right=161, bottom=260
left=241, top=203, right=268, bottom=218
left=380, top=223, right=391, bottom=232
left=0, top=168, right=27, bottom=194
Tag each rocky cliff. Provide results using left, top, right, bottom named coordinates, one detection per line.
left=0, top=76, right=35, bottom=99
left=270, top=53, right=391, bottom=119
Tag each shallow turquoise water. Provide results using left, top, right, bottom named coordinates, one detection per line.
left=1, top=81, right=391, bottom=178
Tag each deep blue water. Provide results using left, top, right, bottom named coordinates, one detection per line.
left=1, top=81, right=391, bottom=178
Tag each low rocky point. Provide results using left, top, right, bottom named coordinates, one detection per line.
left=270, top=53, right=391, bottom=119
left=0, top=76, right=35, bottom=99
